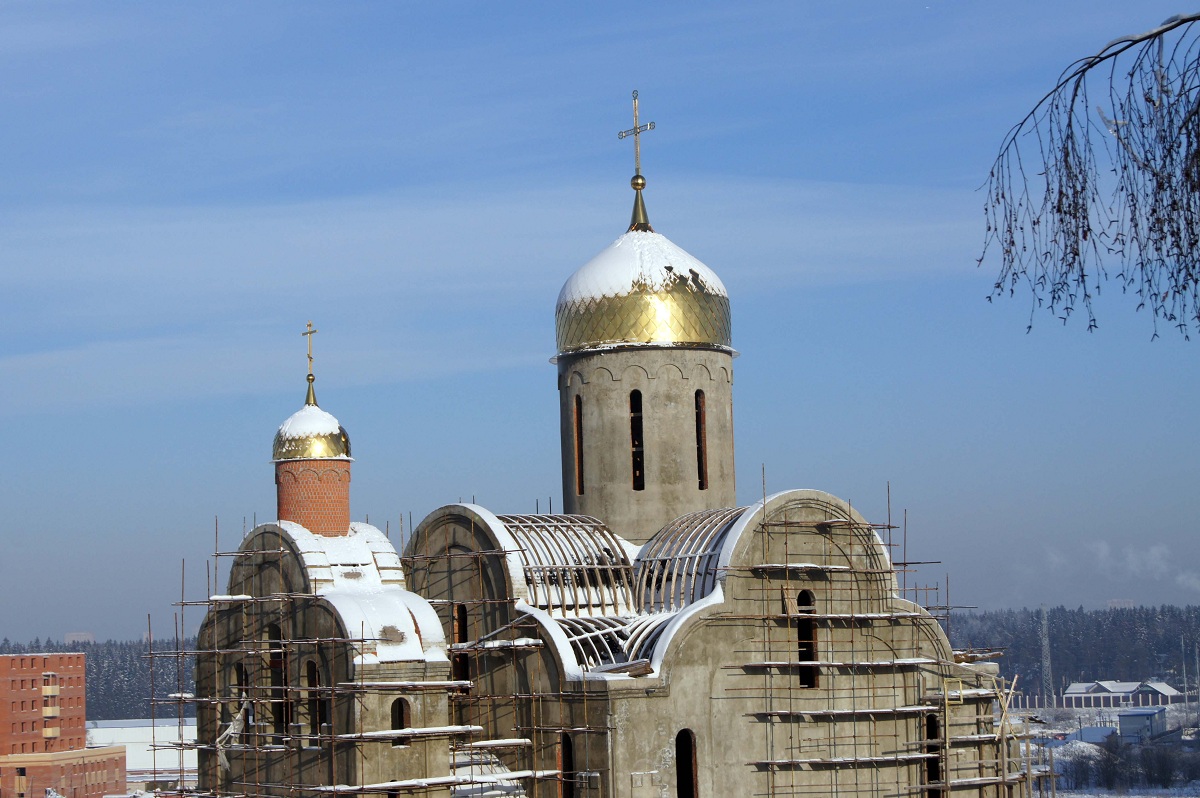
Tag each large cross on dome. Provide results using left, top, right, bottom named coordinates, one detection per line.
left=618, top=90, right=655, bottom=176
left=302, top=320, right=318, bottom=376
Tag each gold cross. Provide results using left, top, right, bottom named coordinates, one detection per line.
left=302, top=321, right=318, bottom=376
left=617, top=90, right=655, bottom=175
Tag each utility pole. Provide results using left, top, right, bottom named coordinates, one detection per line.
left=1182, top=636, right=1189, bottom=709
left=1041, top=605, right=1054, bottom=708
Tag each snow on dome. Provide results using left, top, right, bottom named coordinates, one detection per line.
left=273, top=403, right=352, bottom=461
left=555, top=230, right=732, bottom=355
left=278, top=403, right=341, bottom=439
left=558, top=231, right=728, bottom=306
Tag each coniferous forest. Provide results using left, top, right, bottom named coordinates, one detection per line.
left=950, top=605, right=1200, bottom=692
left=3, top=605, right=1199, bottom=719
left=0, top=638, right=195, bottom=720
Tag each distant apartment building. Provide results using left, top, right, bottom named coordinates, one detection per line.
left=0, top=653, right=125, bottom=798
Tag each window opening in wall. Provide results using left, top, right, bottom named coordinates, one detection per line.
left=925, top=714, right=943, bottom=797
left=796, top=590, right=818, bottom=688
left=675, top=728, right=697, bottom=798
left=574, top=395, right=585, bottom=495
left=694, top=390, right=708, bottom=490
left=390, top=699, right=411, bottom=747
left=630, top=390, right=645, bottom=491
left=452, top=604, right=471, bottom=682
left=266, top=624, right=292, bottom=739
left=233, top=662, right=253, bottom=730
left=306, top=660, right=328, bottom=738
left=560, top=732, right=576, bottom=798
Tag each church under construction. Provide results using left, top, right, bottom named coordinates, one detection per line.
left=184, top=95, right=1031, bottom=798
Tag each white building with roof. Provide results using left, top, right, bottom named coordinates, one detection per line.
left=1063, top=679, right=1181, bottom=708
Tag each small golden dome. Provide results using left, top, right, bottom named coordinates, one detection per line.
left=272, top=378, right=352, bottom=462
left=555, top=230, right=732, bottom=355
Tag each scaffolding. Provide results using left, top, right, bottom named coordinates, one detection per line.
left=146, top=493, right=1031, bottom=798
left=710, top=484, right=1030, bottom=798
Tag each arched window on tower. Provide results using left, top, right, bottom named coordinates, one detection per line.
left=675, top=728, right=697, bottom=798
left=390, top=699, right=411, bottom=747
left=630, top=390, right=645, bottom=491
left=694, top=390, right=708, bottom=491
left=796, top=590, right=818, bottom=688
left=574, top=395, right=585, bottom=496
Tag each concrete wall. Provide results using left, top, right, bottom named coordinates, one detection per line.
left=558, top=347, right=735, bottom=544
left=404, top=493, right=1027, bottom=798
left=196, top=525, right=453, bottom=798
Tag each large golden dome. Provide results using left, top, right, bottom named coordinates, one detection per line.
left=555, top=229, right=732, bottom=355
left=272, top=377, right=352, bottom=462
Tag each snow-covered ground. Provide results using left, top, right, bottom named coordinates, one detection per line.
left=1057, top=789, right=1200, bottom=797
left=1007, top=703, right=1200, bottom=795
left=1016, top=703, right=1198, bottom=739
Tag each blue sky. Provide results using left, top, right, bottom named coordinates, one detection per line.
left=1, top=2, right=1197, bottom=641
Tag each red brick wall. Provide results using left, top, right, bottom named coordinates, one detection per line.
left=0, top=746, right=125, bottom=798
left=276, top=459, right=351, bottom=536
left=0, top=654, right=86, bottom=755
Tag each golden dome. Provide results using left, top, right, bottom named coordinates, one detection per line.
left=272, top=377, right=352, bottom=462
left=555, top=230, right=732, bottom=355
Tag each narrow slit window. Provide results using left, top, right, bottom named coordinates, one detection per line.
left=306, top=660, right=328, bottom=738
left=265, top=624, right=292, bottom=737
left=452, top=604, right=471, bottom=682
left=796, top=591, right=818, bottom=688
left=574, top=395, right=585, bottom=495
left=561, top=733, right=576, bottom=798
left=925, top=714, right=943, bottom=796
left=694, top=390, right=708, bottom=491
left=233, top=662, right=252, bottom=729
left=630, top=390, right=645, bottom=491
left=676, top=728, right=697, bottom=798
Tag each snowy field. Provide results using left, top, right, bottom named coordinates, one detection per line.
left=1058, top=790, right=1200, bottom=797
left=1011, top=703, right=1200, bottom=795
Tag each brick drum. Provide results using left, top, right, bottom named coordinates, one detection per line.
left=276, top=459, right=351, bottom=536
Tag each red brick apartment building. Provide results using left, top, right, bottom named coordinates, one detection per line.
left=0, top=654, right=124, bottom=798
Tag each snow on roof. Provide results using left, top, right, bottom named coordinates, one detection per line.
left=1096, top=680, right=1143, bottom=693
left=277, top=403, right=342, bottom=440
left=324, top=588, right=447, bottom=665
left=245, top=522, right=444, bottom=663
left=271, top=520, right=405, bottom=591
left=556, top=230, right=726, bottom=308
left=1065, top=679, right=1176, bottom=696
left=1137, top=680, right=1180, bottom=695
